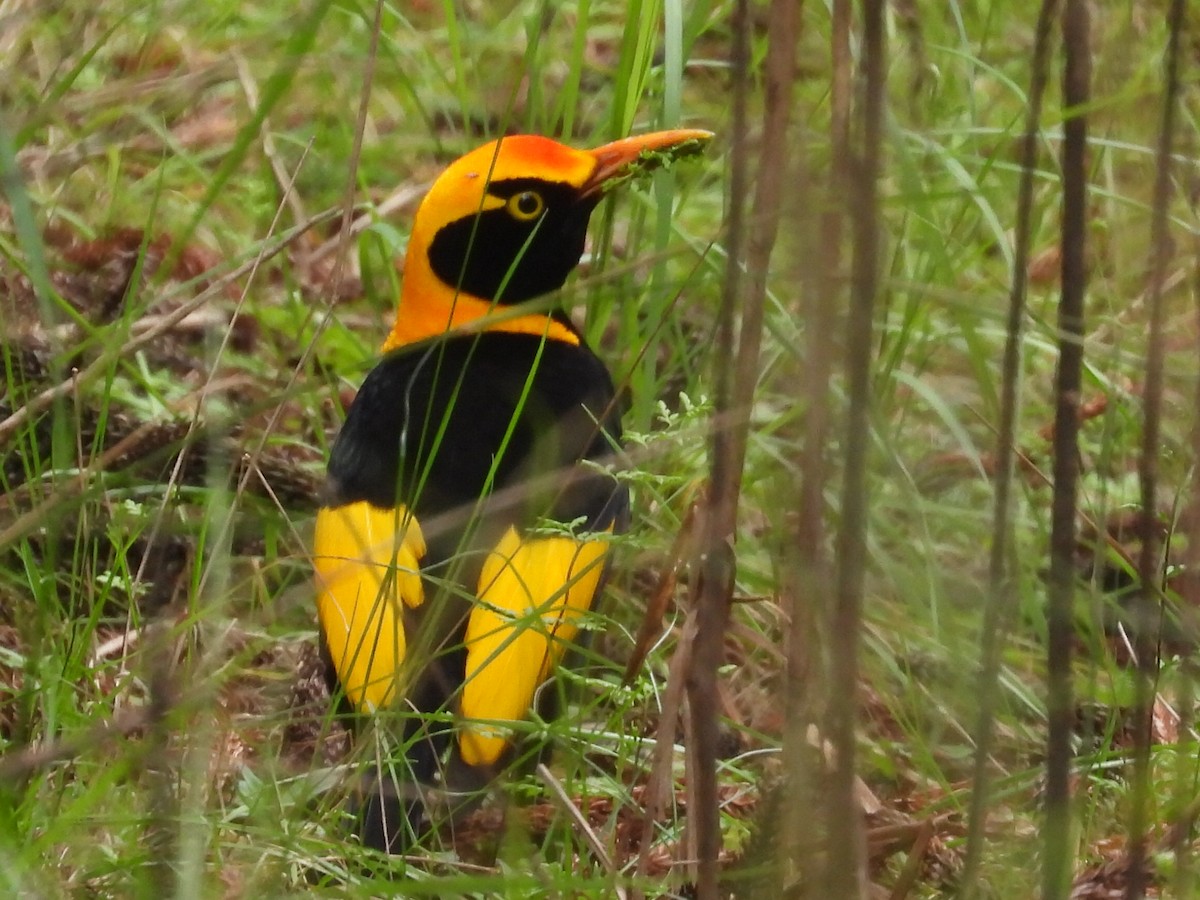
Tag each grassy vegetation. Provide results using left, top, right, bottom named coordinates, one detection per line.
left=0, top=0, right=1197, bottom=896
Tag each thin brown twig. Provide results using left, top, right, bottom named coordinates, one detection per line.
left=303, top=180, right=430, bottom=267
left=143, top=633, right=180, bottom=896
left=1175, top=127, right=1200, bottom=900
left=329, top=0, right=385, bottom=296
left=887, top=818, right=936, bottom=900
left=200, top=0, right=389, bottom=601
left=185, top=140, right=315, bottom=600
left=536, top=763, right=627, bottom=900
left=623, top=493, right=700, bottom=685
left=1044, top=1, right=1091, bottom=897
left=780, top=0, right=844, bottom=890
left=686, top=0, right=749, bottom=894
left=823, top=0, right=885, bottom=893
left=0, top=207, right=340, bottom=448
left=633, top=567, right=698, bottom=896
left=234, top=52, right=309, bottom=229
left=0, top=177, right=322, bottom=555
left=688, top=0, right=796, bottom=893
left=0, top=708, right=150, bottom=783
left=958, top=1, right=1060, bottom=895
left=1127, top=0, right=1186, bottom=895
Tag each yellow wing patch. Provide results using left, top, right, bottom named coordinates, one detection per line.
left=458, top=526, right=611, bottom=766
left=313, top=501, right=426, bottom=714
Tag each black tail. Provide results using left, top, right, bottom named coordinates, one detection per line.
left=354, top=755, right=493, bottom=854
left=325, top=629, right=500, bottom=854
left=352, top=710, right=447, bottom=854
left=355, top=769, right=428, bottom=854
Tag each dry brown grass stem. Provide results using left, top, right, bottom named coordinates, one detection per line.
left=1127, top=0, right=1187, bottom=895
left=684, top=0, right=797, bottom=893
left=823, top=0, right=886, bottom=893
left=1043, top=1, right=1091, bottom=897
left=958, top=1, right=1061, bottom=895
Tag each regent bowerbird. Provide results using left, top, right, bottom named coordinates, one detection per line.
left=312, top=128, right=712, bottom=853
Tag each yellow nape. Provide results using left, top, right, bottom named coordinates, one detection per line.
left=382, top=287, right=579, bottom=352
left=458, top=525, right=611, bottom=766
left=313, top=501, right=426, bottom=714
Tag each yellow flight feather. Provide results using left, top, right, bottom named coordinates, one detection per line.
left=313, top=501, right=426, bottom=713
left=458, top=526, right=611, bottom=766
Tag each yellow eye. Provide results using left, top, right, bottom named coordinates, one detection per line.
left=506, top=191, right=545, bottom=221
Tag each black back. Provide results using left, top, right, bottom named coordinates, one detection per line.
left=327, top=330, right=627, bottom=550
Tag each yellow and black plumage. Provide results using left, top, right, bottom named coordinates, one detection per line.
left=312, top=129, right=711, bottom=852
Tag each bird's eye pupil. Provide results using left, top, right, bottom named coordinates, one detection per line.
left=517, top=192, right=540, bottom=215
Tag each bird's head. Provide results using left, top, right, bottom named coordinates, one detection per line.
left=385, top=129, right=712, bottom=350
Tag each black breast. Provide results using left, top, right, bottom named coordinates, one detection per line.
left=326, top=331, right=627, bottom=561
